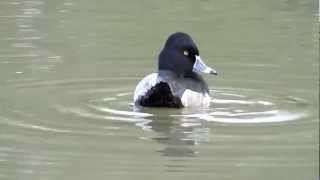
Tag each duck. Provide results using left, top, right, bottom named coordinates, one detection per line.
left=133, top=32, right=217, bottom=108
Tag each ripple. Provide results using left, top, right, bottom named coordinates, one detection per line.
left=69, top=84, right=309, bottom=125
left=1, top=78, right=311, bottom=140
left=174, top=111, right=306, bottom=124
left=55, top=106, right=151, bottom=123
left=213, top=98, right=274, bottom=105
left=88, top=105, right=152, bottom=117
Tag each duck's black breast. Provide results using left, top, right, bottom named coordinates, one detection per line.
left=138, top=82, right=183, bottom=108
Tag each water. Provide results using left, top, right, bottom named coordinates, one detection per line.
left=0, top=0, right=318, bottom=179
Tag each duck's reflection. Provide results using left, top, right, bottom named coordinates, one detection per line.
left=136, top=108, right=211, bottom=157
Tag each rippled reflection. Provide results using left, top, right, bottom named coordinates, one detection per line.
left=144, top=114, right=209, bottom=157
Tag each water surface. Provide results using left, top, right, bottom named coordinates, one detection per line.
left=0, top=0, right=318, bottom=179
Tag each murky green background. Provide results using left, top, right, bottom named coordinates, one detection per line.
left=0, top=0, right=318, bottom=179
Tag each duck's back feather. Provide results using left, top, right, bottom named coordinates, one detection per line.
left=138, top=82, right=183, bottom=108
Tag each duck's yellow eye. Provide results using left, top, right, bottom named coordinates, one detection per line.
left=183, top=50, right=189, bottom=56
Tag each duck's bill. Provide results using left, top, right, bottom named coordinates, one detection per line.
left=193, top=55, right=217, bottom=75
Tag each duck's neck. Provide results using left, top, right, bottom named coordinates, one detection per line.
left=184, top=71, right=203, bottom=81
left=158, top=70, right=203, bottom=81
left=158, top=70, right=179, bottom=78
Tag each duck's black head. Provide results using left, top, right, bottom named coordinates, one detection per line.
left=158, top=32, right=217, bottom=77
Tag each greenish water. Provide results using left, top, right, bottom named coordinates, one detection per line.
left=0, top=0, right=318, bottom=179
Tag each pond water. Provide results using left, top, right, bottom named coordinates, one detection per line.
left=0, top=0, right=319, bottom=179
